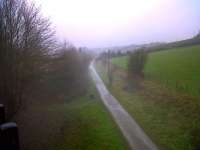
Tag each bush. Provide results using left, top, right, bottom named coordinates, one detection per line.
left=128, top=48, right=147, bottom=78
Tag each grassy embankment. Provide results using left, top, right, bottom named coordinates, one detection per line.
left=15, top=79, right=129, bottom=150
left=96, top=45, right=200, bottom=150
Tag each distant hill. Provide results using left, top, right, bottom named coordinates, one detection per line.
left=92, top=44, right=139, bottom=53
left=93, top=32, right=200, bottom=54
left=145, top=33, right=200, bottom=52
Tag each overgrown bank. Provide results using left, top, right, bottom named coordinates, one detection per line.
left=15, top=78, right=129, bottom=150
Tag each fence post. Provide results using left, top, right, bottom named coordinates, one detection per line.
left=0, top=122, right=20, bottom=150
left=0, top=104, right=5, bottom=125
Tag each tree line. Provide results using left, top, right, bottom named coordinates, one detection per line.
left=0, top=0, right=91, bottom=118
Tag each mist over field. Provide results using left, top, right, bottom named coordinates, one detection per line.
left=35, top=0, right=200, bottom=48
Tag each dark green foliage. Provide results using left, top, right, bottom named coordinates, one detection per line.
left=128, top=49, right=147, bottom=78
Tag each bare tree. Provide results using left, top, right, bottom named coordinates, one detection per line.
left=0, top=0, right=55, bottom=117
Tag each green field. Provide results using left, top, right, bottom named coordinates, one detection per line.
left=112, top=45, right=200, bottom=96
left=112, top=56, right=128, bottom=69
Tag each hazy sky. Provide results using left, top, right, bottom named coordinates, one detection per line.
left=34, top=0, right=200, bottom=48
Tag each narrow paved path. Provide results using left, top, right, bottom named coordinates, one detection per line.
left=90, top=63, right=158, bottom=150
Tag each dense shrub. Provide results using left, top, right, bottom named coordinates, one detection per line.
left=128, top=49, right=147, bottom=78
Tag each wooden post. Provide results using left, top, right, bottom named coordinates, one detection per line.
left=0, top=122, right=20, bottom=150
left=0, top=104, right=5, bottom=125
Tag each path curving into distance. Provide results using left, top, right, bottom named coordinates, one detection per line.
left=90, top=62, right=158, bottom=150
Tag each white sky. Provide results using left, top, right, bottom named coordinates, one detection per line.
left=34, top=0, right=200, bottom=48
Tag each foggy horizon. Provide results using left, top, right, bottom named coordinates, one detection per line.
left=35, top=0, right=200, bottom=48
left=1, top=0, right=200, bottom=149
